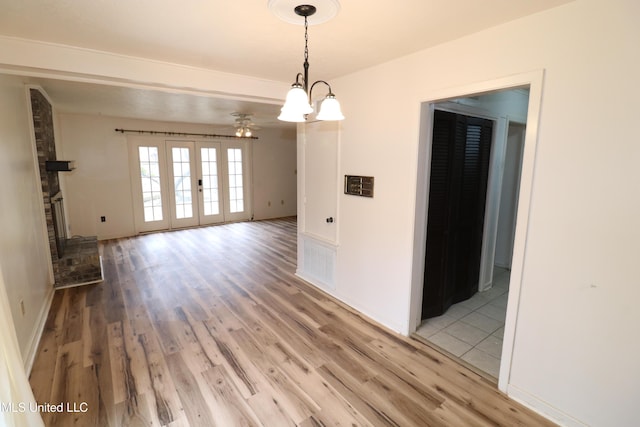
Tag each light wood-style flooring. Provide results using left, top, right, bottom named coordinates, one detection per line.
left=29, top=217, right=555, bottom=426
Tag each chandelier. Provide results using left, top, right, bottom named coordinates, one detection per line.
left=273, top=3, right=344, bottom=122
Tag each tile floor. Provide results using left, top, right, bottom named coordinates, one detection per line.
left=415, top=267, right=510, bottom=379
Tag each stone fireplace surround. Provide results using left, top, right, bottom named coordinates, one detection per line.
left=30, top=88, right=103, bottom=288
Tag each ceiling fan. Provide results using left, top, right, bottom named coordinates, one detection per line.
left=231, top=113, right=259, bottom=138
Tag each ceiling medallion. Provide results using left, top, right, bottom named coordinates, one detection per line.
left=268, top=0, right=341, bottom=25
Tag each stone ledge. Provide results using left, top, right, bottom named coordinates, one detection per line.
left=54, top=236, right=103, bottom=288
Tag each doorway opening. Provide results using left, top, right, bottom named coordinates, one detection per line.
left=409, top=71, right=543, bottom=389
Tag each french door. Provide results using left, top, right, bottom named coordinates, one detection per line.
left=129, top=137, right=251, bottom=233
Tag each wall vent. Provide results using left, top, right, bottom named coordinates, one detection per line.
left=301, top=235, right=336, bottom=290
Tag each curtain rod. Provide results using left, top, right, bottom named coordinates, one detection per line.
left=114, top=128, right=258, bottom=140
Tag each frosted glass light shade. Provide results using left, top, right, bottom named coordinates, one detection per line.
left=278, top=109, right=307, bottom=122
left=316, top=95, right=344, bottom=121
left=278, top=85, right=313, bottom=122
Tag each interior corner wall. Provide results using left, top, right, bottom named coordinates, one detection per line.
left=56, top=113, right=296, bottom=239
left=0, top=74, right=53, bottom=366
left=251, top=127, right=297, bottom=220
left=313, top=0, right=639, bottom=425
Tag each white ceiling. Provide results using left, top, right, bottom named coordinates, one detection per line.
left=0, top=0, right=572, bottom=128
left=22, top=77, right=289, bottom=129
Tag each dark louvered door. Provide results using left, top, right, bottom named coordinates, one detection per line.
left=422, top=110, right=493, bottom=319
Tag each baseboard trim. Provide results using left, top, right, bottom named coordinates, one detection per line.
left=23, top=285, right=55, bottom=375
left=295, top=271, right=406, bottom=335
left=507, top=384, right=587, bottom=427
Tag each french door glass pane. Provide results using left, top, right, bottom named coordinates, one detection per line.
left=227, top=148, right=244, bottom=213
left=172, top=147, right=193, bottom=219
left=201, top=147, right=220, bottom=216
left=139, top=146, right=163, bottom=222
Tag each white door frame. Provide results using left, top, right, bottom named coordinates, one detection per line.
left=195, top=141, right=225, bottom=226
left=128, top=136, right=171, bottom=233
left=166, top=140, right=200, bottom=229
left=220, top=140, right=252, bottom=223
left=129, top=137, right=252, bottom=232
left=409, top=70, right=545, bottom=392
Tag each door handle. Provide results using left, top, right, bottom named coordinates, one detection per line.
left=198, top=179, right=203, bottom=186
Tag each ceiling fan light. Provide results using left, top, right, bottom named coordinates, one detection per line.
left=244, top=128, right=252, bottom=137
left=316, top=94, right=344, bottom=121
left=235, top=128, right=242, bottom=137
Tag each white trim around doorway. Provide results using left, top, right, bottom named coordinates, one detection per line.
left=409, top=69, right=545, bottom=394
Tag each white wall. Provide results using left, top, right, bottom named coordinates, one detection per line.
left=321, top=0, right=639, bottom=425
left=0, top=74, right=53, bottom=367
left=56, top=113, right=296, bottom=239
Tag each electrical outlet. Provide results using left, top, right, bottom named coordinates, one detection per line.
left=267, top=201, right=271, bottom=207
left=20, top=300, right=25, bottom=316
left=100, top=216, right=106, bottom=222
left=281, top=200, right=284, bottom=205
